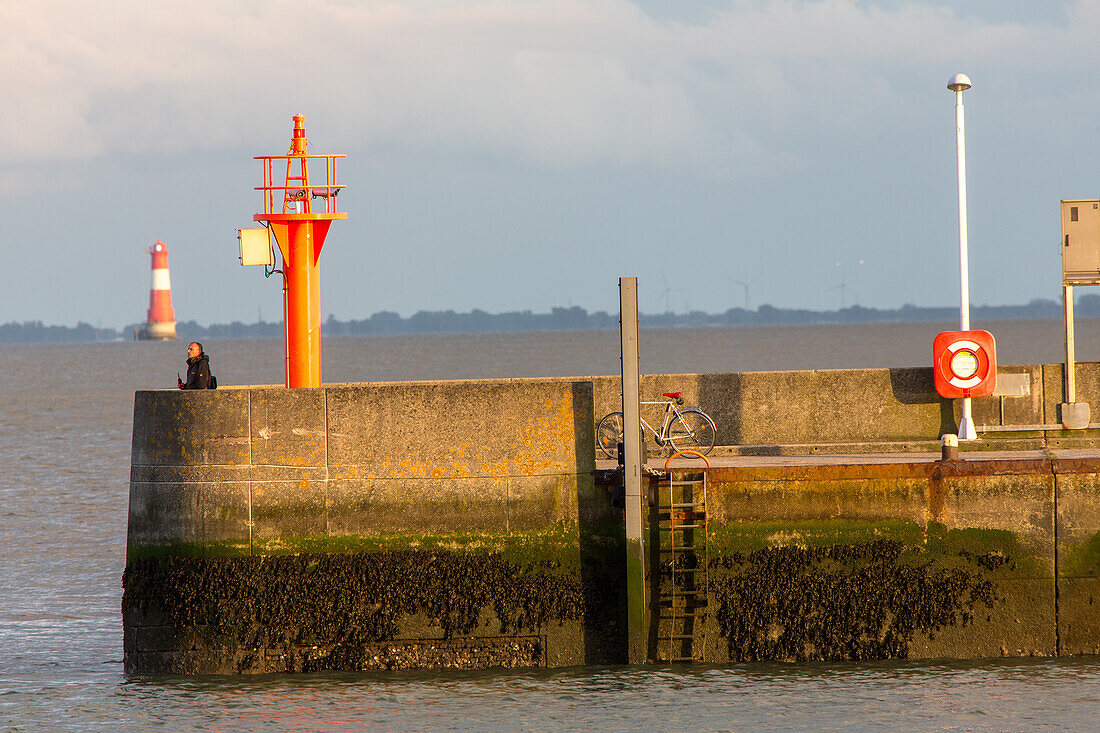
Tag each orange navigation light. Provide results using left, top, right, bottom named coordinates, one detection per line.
left=933, top=330, right=997, bottom=399
left=251, top=114, right=347, bottom=388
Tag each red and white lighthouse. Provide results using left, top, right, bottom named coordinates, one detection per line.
left=143, top=239, right=177, bottom=340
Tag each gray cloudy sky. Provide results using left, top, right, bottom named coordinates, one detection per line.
left=1, top=0, right=1095, bottom=328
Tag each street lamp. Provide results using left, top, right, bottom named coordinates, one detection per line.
left=948, top=72, right=977, bottom=440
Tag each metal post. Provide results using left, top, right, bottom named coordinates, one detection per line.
left=1065, top=284, right=1077, bottom=403
left=619, top=276, right=646, bottom=664
left=950, top=74, right=977, bottom=440
left=280, top=221, right=323, bottom=387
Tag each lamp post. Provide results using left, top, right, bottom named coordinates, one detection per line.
left=948, top=73, right=977, bottom=440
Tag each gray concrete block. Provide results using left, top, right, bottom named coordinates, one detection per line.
left=249, top=388, right=327, bottom=468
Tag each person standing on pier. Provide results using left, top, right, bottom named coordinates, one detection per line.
left=178, top=342, right=213, bottom=389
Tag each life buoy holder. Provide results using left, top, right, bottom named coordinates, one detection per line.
left=933, top=330, right=997, bottom=398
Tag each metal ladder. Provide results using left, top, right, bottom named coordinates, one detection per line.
left=655, top=469, right=708, bottom=663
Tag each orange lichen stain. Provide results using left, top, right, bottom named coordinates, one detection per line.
left=390, top=447, right=473, bottom=480
left=483, top=459, right=510, bottom=485
left=299, top=479, right=309, bottom=490
left=514, top=394, right=573, bottom=476
left=394, top=459, right=429, bottom=479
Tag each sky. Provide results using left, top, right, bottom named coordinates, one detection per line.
left=2, top=0, right=1097, bottom=329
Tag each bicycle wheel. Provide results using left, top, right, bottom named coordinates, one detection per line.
left=596, top=411, right=625, bottom=459
left=667, top=409, right=716, bottom=455
left=596, top=412, right=647, bottom=459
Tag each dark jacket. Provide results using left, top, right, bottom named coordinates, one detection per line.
left=182, top=353, right=211, bottom=389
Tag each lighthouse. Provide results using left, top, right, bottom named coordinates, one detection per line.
left=141, top=239, right=177, bottom=340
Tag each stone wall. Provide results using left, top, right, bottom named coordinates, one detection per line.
left=125, top=378, right=623, bottom=673
left=124, top=365, right=1100, bottom=673
left=589, top=362, right=1100, bottom=450
left=691, top=459, right=1056, bottom=661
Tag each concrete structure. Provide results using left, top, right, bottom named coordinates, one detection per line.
left=123, top=364, right=1100, bottom=673
left=588, top=363, right=1100, bottom=452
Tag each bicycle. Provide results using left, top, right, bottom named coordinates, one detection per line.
left=596, top=392, right=716, bottom=458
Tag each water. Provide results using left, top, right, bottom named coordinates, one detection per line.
left=3, top=320, right=1100, bottom=730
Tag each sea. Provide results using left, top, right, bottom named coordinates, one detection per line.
left=3, top=319, right=1100, bottom=731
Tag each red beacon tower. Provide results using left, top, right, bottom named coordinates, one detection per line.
left=249, top=115, right=346, bottom=388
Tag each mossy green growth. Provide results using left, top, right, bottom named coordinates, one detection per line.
left=924, top=523, right=1042, bottom=577
left=127, top=540, right=251, bottom=561
left=700, top=520, right=1040, bottom=578
left=1062, top=530, right=1100, bottom=577
left=248, top=523, right=584, bottom=566
left=704, top=518, right=927, bottom=556
left=126, top=520, right=615, bottom=567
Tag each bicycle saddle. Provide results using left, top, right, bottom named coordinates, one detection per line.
left=662, top=392, right=682, bottom=399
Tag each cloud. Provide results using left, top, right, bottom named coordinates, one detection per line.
left=1, top=0, right=1098, bottom=183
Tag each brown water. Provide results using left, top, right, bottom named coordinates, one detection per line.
left=2, top=321, right=1099, bottom=731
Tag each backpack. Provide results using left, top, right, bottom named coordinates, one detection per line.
left=208, top=374, right=218, bottom=389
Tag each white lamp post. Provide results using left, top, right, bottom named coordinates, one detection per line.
left=949, top=72, right=977, bottom=440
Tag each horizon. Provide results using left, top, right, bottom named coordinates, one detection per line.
left=4, top=295, right=1083, bottom=333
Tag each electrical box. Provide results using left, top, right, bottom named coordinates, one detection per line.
left=1062, top=199, right=1100, bottom=285
left=238, top=228, right=275, bottom=267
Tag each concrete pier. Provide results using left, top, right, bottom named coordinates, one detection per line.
left=123, top=364, right=1100, bottom=673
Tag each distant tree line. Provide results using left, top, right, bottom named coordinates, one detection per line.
left=2, top=297, right=1095, bottom=344
left=0, top=320, right=118, bottom=344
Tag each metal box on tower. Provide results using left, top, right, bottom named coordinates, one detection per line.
left=1062, top=199, right=1100, bottom=285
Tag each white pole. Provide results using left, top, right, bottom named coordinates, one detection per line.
left=950, top=73, right=977, bottom=440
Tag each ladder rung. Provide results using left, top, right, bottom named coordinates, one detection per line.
left=663, top=524, right=705, bottom=530
left=668, top=502, right=706, bottom=508
left=659, top=547, right=699, bottom=552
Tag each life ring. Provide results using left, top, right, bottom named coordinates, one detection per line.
left=933, top=330, right=997, bottom=398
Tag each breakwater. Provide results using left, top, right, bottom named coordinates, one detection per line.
left=123, top=364, right=1100, bottom=673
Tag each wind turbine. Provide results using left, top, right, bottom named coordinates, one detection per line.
left=826, top=260, right=864, bottom=308
left=656, top=276, right=679, bottom=314
left=730, top=272, right=760, bottom=310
